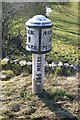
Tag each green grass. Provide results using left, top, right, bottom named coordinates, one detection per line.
left=47, top=2, right=79, bottom=64
left=6, top=3, right=79, bottom=65
left=8, top=17, right=26, bottom=38
left=52, top=88, right=75, bottom=101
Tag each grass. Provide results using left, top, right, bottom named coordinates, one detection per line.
left=0, top=73, right=79, bottom=119
left=47, top=2, right=79, bottom=64
left=2, top=70, right=15, bottom=78
left=6, top=2, right=79, bottom=65
left=52, top=88, right=75, bottom=101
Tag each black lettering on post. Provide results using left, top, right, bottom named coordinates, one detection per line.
left=43, top=31, right=46, bottom=36
left=37, top=63, right=41, bottom=71
left=28, top=36, right=31, bottom=42
left=43, top=29, right=52, bottom=36
left=28, top=30, right=34, bottom=35
left=31, top=45, right=34, bottom=49
left=37, top=57, right=41, bottom=71
left=37, top=56, right=41, bottom=62
left=36, top=73, right=42, bottom=79
left=34, top=46, right=37, bottom=50
left=46, top=45, right=47, bottom=49
left=31, top=31, right=34, bottom=35
left=35, top=73, right=41, bottom=83
left=42, top=45, right=46, bottom=50
left=37, top=67, right=41, bottom=71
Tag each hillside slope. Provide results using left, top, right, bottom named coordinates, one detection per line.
left=46, top=2, right=79, bottom=65
left=2, top=2, right=79, bottom=65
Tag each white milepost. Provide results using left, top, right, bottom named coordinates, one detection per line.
left=32, top=54, right=45, bottom=94
left=25, top=15, right=53, bottom=94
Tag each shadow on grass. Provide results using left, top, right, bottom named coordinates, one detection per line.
left=38, top=89, right=78, bottom=120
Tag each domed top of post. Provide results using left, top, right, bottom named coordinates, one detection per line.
left=25, top=15, right=53, bottom=28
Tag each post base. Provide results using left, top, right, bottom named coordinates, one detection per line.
left=32, top=81, right=43, bottom=95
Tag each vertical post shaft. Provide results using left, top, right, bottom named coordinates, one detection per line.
left=32, top=54, right=45, bottom=94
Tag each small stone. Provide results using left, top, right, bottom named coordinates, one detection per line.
left=0, top=74, right=8, bottom=81
left=10, top=104, right=20, bottom=112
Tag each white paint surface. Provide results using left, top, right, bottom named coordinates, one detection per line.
left=32, top=54, right=45, bottom=94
